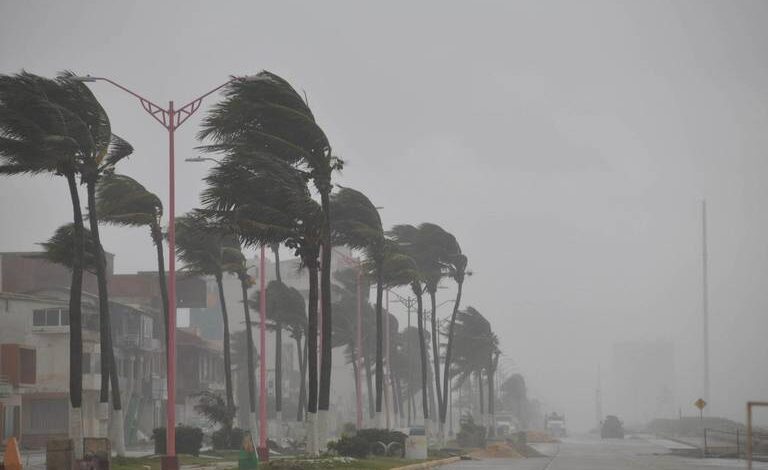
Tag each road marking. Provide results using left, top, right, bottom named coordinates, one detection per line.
left=541, top=443, right=561, bottom=470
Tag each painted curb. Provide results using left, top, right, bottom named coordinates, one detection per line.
left=391, top=456, right=462, bottom=470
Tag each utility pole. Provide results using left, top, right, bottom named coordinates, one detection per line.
left=595, top=364, right=603, bottom=429
left=702, top=200, right=711, bottom=409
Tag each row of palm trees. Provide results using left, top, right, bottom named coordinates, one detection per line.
left=0, top=69, right=505, bottom=452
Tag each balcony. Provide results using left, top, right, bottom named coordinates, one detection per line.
left=118, top=334, right=160, bottom=352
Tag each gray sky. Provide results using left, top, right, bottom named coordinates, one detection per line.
left=2, top=0, right=768, bottom=430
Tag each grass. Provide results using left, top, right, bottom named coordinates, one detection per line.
left=111, top=453, right=440, bottom=470
left=111, top=452, right=240, bottom=470
left=263, top=456, right=425, bottom=470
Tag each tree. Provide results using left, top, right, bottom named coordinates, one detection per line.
left=330, top=187, right=390, bottom=425
left=252, top=280, right=306, bottom=425
left=175, top=212, right=241, bottom=411
left=448, top=307, right=499, bottom=431
left=96, top=173, right=168, bottom=357
left=200, top=149, right=324, bottom=451
left=389, top=223, right=458, bottom=434
left=199, top=71, right=342, bottom=446
left=0, top=71, right=124, bottom=453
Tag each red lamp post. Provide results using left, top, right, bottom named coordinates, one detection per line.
left=74, top=74, right=247, bottom=470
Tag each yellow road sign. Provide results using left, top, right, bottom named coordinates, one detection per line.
left=695, top=398, right=707, bottom=410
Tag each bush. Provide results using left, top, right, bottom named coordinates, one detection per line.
left=212, top=426, right=245, bottom=450
left=457, top=415, right=486, bottom=448
left=327, top=428, right=407, bottom=458
left=327, top=435, right=370, bottom=458
left=356, top=429, right=406, bottom=456
left=152, top=425, right=204, bottom=456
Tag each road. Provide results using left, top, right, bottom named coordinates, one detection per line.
left=443, top=435, right=768, bottom=470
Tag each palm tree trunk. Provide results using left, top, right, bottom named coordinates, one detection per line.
left=86, top=180, right=123, bottom=455
left=440, top=279, right=463, bottom=424
left=306, top=259, right=319, bottom=453
left=272, top=245, right=283, bottom=420
left=428, top=290, right=443, bottom=427
left=216, top=275, right=234, bottom=410
left=295, top=334, right=306, bottom=422
left=151, top=226, right=170, bottom=365
left=477, top=371, right=484, bottom=424
left=487, top=356, right=496, bottom=438
left=364, top=354, right=375, bottom=420
left=239, top=275, right=257, bottom=428
left=374, top=267, right=384, bottom=423
left=413, top=284, right=429, bottom=421
left=318, top=191, right=333, bottom=443
left=65, top=171, right=84, bottom=454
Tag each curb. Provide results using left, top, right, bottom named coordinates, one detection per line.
left=391, top=456, right=461, bottom=470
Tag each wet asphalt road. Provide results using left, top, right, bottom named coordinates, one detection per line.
left=442, top=435, right=767, bottom=470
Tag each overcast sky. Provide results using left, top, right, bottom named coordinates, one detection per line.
left=2, top=0, right=768, bottom=430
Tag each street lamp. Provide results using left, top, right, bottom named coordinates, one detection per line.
left=74, top=74, right=251, bottom=470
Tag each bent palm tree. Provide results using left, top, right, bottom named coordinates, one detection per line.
left=0, top=71, right=122, bottom=451
left=330, top=187, right=390, bottom=425
left=200, top=150, right=323, bottom=450
left=199, top=72, right=341, bottom=443
left=252, top=280, right=306, bottom=425
left=175, top=213, right=242, bottom=410
left=96, top=173, right=168, bottom=356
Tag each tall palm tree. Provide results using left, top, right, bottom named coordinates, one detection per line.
left=0, top=71, right=124, bottom=452
left=440, top=248, right=468, bottom=427
left=95, top=174, right=168, bottom=356
left=389, top=223, right=456, bottom=434
left=200, top=149, right=324, bottom=452
left=199, top=71, right=342, bottom=444
left=175, top=213, right=242, bottom=411
left=330, top=187, right=392, bottom=425
left=448, top=306, right=499, bottom=431
left=0, top=73, right=88, bottom=422
left=252, top=280, right=305, bottom=426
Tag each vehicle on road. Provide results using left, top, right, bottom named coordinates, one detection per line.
left=545, top=412, right=567, bottom=438
left=601, top=415, right=625, bottom=439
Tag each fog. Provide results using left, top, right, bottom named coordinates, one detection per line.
left=2, top=0, right=768, bottom=432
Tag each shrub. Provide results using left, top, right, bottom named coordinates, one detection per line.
left=212, top=426, right=246, bottom=450
left=152, top=425, right=204, bottom=456
left=457, top=415, right=486, bottom=448
left=327, top=435, right=370, bottom=458
left=356, top=429, right=406, bottom=456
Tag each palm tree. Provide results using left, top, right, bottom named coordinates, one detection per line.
left=175, top=213, right=242, bottom=411
left=96, top=174, right=168, bottom=356
left=389, top=223, right=457, bottom=433
left=252, top=280, right=306, bottom=426
left=0, top=71, right=120, bottom=452
left=330, top=187, right=392, bottom=425
left=448, top=307, right=499, bottom=431
left=199, top=71, right=342, bottom=444
left=440, top=247, right=468, bottom=427
left=0, top=73, right=87, bottom=421
left=200, top=149, right=324, bottom=451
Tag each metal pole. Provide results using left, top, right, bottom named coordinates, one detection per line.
left=166, top=100, right=177, bottom=460
left=702, top=200, right=710, bottom=407
left=259, top=246, right=268, bottom=450
left=747, top=403, right=752, bottom=470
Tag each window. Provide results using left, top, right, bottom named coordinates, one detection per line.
left=19, top=348, right=35, bottom=384
left=29, top=399, right=67, bottom=432
left=32, top=308, right=69, bottom=327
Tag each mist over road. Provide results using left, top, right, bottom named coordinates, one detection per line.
left=444, top=436, right=766, bottom=470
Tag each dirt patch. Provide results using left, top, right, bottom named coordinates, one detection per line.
left=468, top=443, right=523, bottom=459
left=526, top=431, right=560, bottom=443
